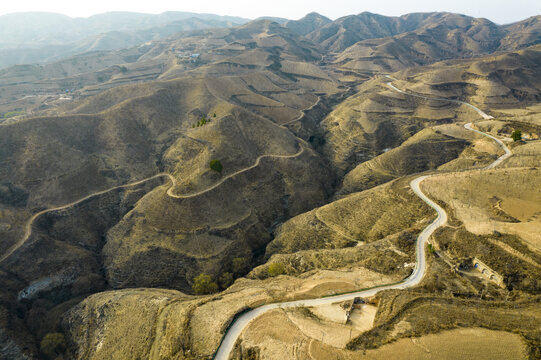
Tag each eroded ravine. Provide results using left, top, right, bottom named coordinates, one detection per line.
left=213, top=79, right=512, bottom=360
left=0, top=144, right=305, bottom=263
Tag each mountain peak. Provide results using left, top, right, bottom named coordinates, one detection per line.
left=285, top=12, right=332, bottom=36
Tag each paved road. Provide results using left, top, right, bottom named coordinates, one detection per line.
left=213, top=78, right=510, bottom=360
left=213, top=174, right=447, bottom=359
left=464, top=123, right=512, bottom=169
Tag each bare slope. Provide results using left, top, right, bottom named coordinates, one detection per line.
left=0, top=21, right=352, bottom=357
left=319, top=77, right=479, bottom=173
left=339, top=128, right=469, bottom=194
left=331, top=14, right=540, bottom=72
left=284, top=12, right=332, bottom=36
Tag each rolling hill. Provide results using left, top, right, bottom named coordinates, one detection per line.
left=0, top=11, right=249, bottom=69
left=0, top=10, right=540, bottom=360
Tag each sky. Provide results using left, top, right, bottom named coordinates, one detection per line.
left=1, top=0, right=540, bottom=24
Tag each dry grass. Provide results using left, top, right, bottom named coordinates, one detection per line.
left=422, top=168, right=541, bottom=253
left=319, top=77, right=481, bottom=173
left=266, top=177, right=431, bottom=256
left=310, top=328, right=528, bottom=360
left=340, top=128, right=469, bottom=194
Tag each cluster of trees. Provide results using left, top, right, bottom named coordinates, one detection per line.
left=192, top=113, right=217, bottom=128
left=191, top=259, right=287, bottom=295
left=192, top=274, right=218, bottom=295
left=192, top=257, right=250, bottom=295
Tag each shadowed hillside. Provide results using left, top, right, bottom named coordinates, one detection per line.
left=1, top=10, right=541, bottom=360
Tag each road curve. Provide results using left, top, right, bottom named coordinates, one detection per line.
left=385, top=76, right=494, bottom=120
left=281, top=96, right=322, bottom=126
left=464, top=123, right=512, bottom=169
left=0, top=145, right=305, bottom=263
left=213, top=79, right=510, bottom=360
left=0, top=173, right=170, bottom=263
left=213, top=176, right=446, bottom=359
left=167, top=145, right=304, bottom=199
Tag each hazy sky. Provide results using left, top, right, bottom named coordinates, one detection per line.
left=1, top=0, right=540, bottom=24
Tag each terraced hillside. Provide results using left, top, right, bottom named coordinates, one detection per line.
left=0, top=11, right=540, bottom=360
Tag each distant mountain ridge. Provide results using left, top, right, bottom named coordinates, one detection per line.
left=296, top=12, right=541, bottom=71
left=284, top=12, right=332, bottom=36
left=2, top=11, right=541, bottom=71
left=0, top=11, right=249, bottom=46
left=305, top=12, right=507, bottom=52
left=0, top=11, right=250, bottom=68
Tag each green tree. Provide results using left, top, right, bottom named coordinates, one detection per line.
left=209, top=159, right=223, bottom=173
left=192, top=274, right=218, bottom=295
left=219, top=272, right=234, bottom=289
left=427, top=243, right=436, bottom=255
left=511, top=129, right=522, bottom=141
left=40, top=333, right=66, bottom=360
left=213, top=113, right=217, bottom=118
left=232, top=257, right=248, bottom=275
left=267, top=263, right=285, bottom=277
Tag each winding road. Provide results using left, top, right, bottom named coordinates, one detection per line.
left=213, top=78, right=511, bottom=360
left=385, top=76, right=494, bottom=120
left=0, top=145, right=305, bottom=264
left=464, top=123, right=512, bottom=169
left=0, top=173, right=168, bottom=263
left=1, top=76, right=512, bottom=359
left=166, top=145, right=304, bottom=199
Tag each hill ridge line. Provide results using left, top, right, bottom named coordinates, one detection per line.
left=0, top=144, right=305, bottom=263
left=212, top=78, right=512, bottom=360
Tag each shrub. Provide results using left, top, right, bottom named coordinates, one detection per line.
left=2, top=111, right=24, bottom=119
left=427, top=243, right=436, bottom=255
left=219, top=272, right=234, bottom=289
left=232, top=257, right=248, bottom=275
left=267, top=263, right=285, bottom=277
left=209, top=159, right=223, bottom=173
left=511, top=129, right=522, bottom=141
left=192, top=274, right=218, bottom=295
left=40, top=333, right=66, bottom=360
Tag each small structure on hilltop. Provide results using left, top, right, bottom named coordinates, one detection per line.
left=473, top=257, right=505, bottom=288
